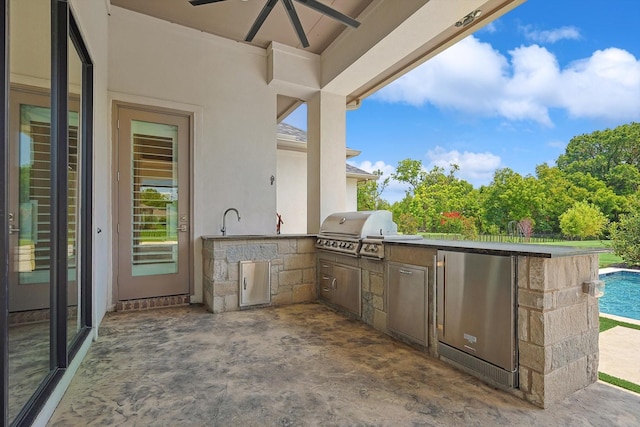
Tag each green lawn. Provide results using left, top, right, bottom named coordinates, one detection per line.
left=539, top=240, right=622, bottom=268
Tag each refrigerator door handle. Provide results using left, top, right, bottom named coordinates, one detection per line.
left=436, top=253, right=445, bottom=338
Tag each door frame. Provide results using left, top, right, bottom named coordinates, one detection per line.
left=111, top=101, right=194, bottom=303
left=7, top=84, right=81, bottom=311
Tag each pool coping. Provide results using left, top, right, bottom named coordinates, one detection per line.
left=598, top=267, right=640, bottom=326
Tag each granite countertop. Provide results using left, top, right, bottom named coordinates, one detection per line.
left=202, top=234, right=315, bottom=240
left=384, top=238, right=609, bottom=258
left=200, top=234, right=607, bottom=259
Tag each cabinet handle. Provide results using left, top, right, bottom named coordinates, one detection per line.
left=331, top=278, right=337, bottom=289
left=322, top=287, right=330, bottom=292
left=399, top=269, right=413, bottom=275
left=243, top=277, right=247, bottom=291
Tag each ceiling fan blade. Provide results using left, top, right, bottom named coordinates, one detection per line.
left=281, top=0, right=310, bottom=48
left=246, top=0, right=279, bottom=42
left=294, top=0, right=360, bottom=28
left=189, top=0, right=228, bottom=6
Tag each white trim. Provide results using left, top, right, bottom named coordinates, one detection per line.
left=32, top=334, right=94, bottom=426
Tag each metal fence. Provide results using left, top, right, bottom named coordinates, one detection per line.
left=420, top=233, right=566, bottom=244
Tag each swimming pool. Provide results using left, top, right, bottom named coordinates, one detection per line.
left=599, top=270, right=640, bottom=321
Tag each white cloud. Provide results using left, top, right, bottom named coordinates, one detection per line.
left=426, top=147, right=502, bottom=186
left=348, top=160, right=410, bottom=203
left=559, top=48, right=640, bottom=121
left=351, top=150, right=502, bottom=201
left=521, top=25, right=581, bottom=44
left=374, top=36, right=640, bottom=126
left=481, top=22, right=498, bottom=34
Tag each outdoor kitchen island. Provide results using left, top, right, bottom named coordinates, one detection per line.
left=201, top=234, right=604, bottom=409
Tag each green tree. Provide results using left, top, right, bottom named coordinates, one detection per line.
left=481, top=168, right=543, bottom=232
left=141, top=188, right=169, bottom=208
left=557, top=122, right=640, bottom=193
left=409, top=165, right=479, bottom=232
left=535, top=164, right=582, bottom=233
left=392, top=158, right=426, bottom=194
left=559, top=201, right=608, bottom=239
left=611, top=212, right=640, bottom=266
left=357, top=169, right=390, bottom=211
left=565, top=172, right=629, bottom=223
left=606, top=163, right=640, bottom=196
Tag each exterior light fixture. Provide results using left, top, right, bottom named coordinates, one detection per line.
left=455, top=9, right=482, bottom=27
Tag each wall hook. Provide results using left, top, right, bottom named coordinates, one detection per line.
left=270, top=175, right=275, bottom=185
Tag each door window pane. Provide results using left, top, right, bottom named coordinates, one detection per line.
left=67, top=33, right=82, bottom=347
left=131, top=120, right=179, bottom=277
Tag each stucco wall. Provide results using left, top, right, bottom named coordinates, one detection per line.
left=346, top=178, right=358, bottom=211
left=69, top=0, right=111, bottom=331
left=109, top=6, right=279, bottom=303
left=276, top=149, right=307, bottom=234
left=276, top=145, right=360, bottom=234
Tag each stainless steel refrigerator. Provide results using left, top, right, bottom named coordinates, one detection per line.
left=436, top=251, right=518, bottom=387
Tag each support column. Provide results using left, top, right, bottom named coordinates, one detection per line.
left=306, top=91, right=347, bottom=233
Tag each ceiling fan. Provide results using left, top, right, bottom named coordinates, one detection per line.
left=189, top=0, right=361, bottom=48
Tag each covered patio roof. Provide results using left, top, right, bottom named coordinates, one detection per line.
left=109, top=0, right=526, bottom=120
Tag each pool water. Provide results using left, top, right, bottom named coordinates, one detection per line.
left=599, top=271, right=640, bottom=321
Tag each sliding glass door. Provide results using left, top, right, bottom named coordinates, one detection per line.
left=2, top=1, right=93, bottom=425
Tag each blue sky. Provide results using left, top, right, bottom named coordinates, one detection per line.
left=283, top=0, right=640, bottom=202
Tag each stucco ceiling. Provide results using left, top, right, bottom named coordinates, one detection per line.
left=110, top=0, right=373, bottom=54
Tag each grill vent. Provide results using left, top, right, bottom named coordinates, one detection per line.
left=438, top=343, right=518, bottom=388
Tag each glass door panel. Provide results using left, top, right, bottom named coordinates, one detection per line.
left=67, top=33, right=82, bottom=347
left=131, top=121, right=179, bottom=277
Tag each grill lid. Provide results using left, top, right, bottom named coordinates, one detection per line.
left=319, top=211, right=398, bottom=238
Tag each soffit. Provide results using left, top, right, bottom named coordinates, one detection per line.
left=109, top=0, right=373, bottom=55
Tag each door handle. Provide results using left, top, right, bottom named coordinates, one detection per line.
left=9, top=224, right=20, bottom=234
left=177, top=224, right=188, bottom=232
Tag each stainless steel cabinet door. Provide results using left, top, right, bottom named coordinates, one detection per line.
left=332, top=263, right=361, bottom=316
left=388, top=263, right=428, bottom=345
left=437, top=251, right=515, bottom=371
left=240, top=261, right=271, bottom=307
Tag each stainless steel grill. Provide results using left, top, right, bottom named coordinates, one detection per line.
left=316, top=211, right=404, bottom=258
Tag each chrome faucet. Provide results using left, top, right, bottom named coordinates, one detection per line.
left=221, top=208, right=240, bottom=236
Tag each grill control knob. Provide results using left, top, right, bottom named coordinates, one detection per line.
left=325, top=241, right=331, bottom=246
left=331, top=241, right=338, bottom=247
left=372, top=245, right=379, bottom=252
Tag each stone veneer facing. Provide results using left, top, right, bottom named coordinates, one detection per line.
left=516, top=254, right=600, bottom=408
left=202, top=237, right=317, bottom=313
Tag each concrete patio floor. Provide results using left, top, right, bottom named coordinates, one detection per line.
left=49, top=303, right=640, bottom=426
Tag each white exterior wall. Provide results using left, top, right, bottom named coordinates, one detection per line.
left=346, top=178, right=358, bottom=211
left=108, top=7, right=278, bottom=303
left=276, top=149, right=307, bottom=234
left=69, top=0, right=111, bottom=327
left=276, top=144, right=361, bottom=234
